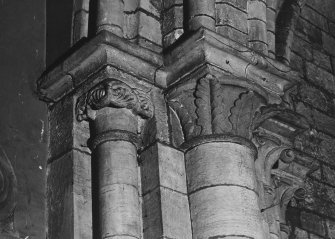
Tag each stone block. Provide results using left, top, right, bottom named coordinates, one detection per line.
left=326, top=219, right=335, bottom=238
left=292, top=227, right=308, bottom=239
left=162, top=5, right=183, bottom=35
left=329, top=22, right=335, bottom=38
left=142, top=187, right=162, bottom=238
left=301, top=6, right=328, bottom=32
left=290, top=51, right=304, bottom=73
left=142, top=187, right=192, bottom=239
left=305, top=62, right=335, bottom=95
left=139, top=0, right=162, bottom=18
left=215, top=0, right=247, bottom=11
left=186, top=142, right=258, bottom=193
left=323, top=32, right=335, bottom=56
left=247, top=0, right=267, bottom=21
left=73, top=0, right=89, bottom=12
left=138, top=11, right=162, bottom=49
left=300, top=211, right=325, bottom=236
left=73, top=10, right=89, bottom=44
left=123, top=11, right=139, bottom=40
left=163, top=0, right=183, bottom=10
left=247, top=19, right=267, bottom=42
left=291, top=34, right=313, bottom=61
left=141, top=143, right=186, bottom=194
left=49, top=96, right=90, bottom=161
left=216, top=3, right=248, bottom=33
left=47, top=150, right=92, bottom=239
left=266, top=8, right=276, bottom=32
left=216, top=25, right=248, bottom=45
left=138, top=36, right=162, bottom=53
left=305, top=1, right=335, bottom=23
left=296, top=18, right=323, bottom=48
left=312, top=49, right=332, bottom=72
left=163, top=28, right=184, bottom=47
left=295, top=102, right=335, bottom=137
left=325, top=185, right=335, bottom=204
left=309, top=233, right=323, bottom=239
left=160, top=187, right=192, bottom=239
left=295, top=83, right=335, bottom=114
left=323, top=165, right=335, bottom=187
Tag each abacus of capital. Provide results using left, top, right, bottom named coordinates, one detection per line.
left=37, top=2, right=312, bottom=238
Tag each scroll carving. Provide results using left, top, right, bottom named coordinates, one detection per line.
left=254, top=131, right=307, bottom=239
left=77, top=79, right=154, bottom=121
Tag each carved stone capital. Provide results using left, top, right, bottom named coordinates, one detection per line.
left=168, top=74, right=267, bottom=147
left=76, top=79, right=154, bottom=121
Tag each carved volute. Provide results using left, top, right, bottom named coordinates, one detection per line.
left=77, top=79, right=154, bottom=122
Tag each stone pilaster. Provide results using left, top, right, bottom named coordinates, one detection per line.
left=77, top=79, right=153, bottom=239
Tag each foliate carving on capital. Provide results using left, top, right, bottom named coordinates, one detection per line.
left=76, top=79, right=154, bottom=121
left=167, top=74, right=266, bottom=145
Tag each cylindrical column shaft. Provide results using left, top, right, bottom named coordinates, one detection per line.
left=91, top=108, right=141, bottom=239
left=185, top=142, right=266, bottom=239
left=96, top=0, right=124, bottom=36
left=186, top=0, right=215, bottom=31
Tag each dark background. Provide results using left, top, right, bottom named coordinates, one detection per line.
left=0, top=0, right=47, bottom=237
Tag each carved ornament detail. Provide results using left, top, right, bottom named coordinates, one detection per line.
left=254, top=130, right=307, bottom=239
left=167, top=74, right=266, bottom=145
left=77, top=79, right=154, bottom=121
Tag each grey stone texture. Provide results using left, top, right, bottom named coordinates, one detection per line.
left=34, top=0, right=335, bottom=239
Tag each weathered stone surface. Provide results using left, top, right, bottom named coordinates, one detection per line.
left=322, top=32, right=335, bottom=56
left=216, top=25, right=248, bottom=45
left=49, top=96, right=90, bottom=160
left=141, top=143, right=187, bottom=194
left=305, top=62, right=335, bottom=95
left=326, top=219, right=335, bottom=238
left=139, top=0, right=162, bottom=18
left=138, top=12, right=162, bottom=48
left=36, top=1, right=335, bottom=239
left=296, top=17, right=323, bottom=48
left=300, top=211, right=325, bottom=236
left=162, top=5, right=183, bottom=35
left=295, top=102, right=335, bottom=136
left=216, top=3, right=248, bottom=33
left=215, top=0, right=247, bottom=11
left=186, top=142, right=265, bottom=238
left=301, top=6, right=328, bottom=32
left=292, top=227, right=309, bottom=239
left=141, top=143, right=191, bottom=239
left=47, top=150, right=92, bottom=239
